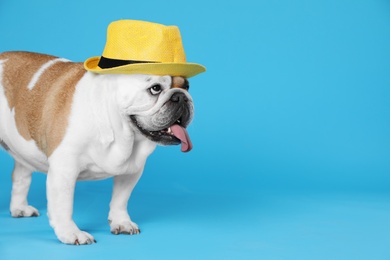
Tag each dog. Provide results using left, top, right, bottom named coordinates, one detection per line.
left=0, top=50, right=197, bottom=245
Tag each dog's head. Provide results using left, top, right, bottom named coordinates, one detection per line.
left=112, top=74, right=194, bottom=152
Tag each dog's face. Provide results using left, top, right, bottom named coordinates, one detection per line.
left=112, top=74, right=194, bottom=151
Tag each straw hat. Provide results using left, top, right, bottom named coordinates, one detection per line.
left=84, top=20, right=206, bottom=78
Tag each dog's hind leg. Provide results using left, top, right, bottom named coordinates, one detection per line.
left=10, top=161, right=39, bottom=217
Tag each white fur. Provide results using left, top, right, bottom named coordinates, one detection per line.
left=10, top=161, right=39, bottom=217
left=0, top=63, right=190, bottom=244
left=45, top=73, right=162, bottom=244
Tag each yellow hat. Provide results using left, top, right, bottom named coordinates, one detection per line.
left=84, top=20, right=206, bottom=78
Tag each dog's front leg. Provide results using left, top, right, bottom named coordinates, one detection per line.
left=46, top=163, right=95, bottom=245
left=108, top=172, right=142, bottom=235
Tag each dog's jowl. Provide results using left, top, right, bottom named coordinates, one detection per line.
left=0, top=20, right=205, bottom=245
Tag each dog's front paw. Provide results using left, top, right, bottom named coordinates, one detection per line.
left=109, top=219, right=140, bottom=235
left=55, top=227, right=96, bottom=245
left=10, top=205, right=40, bottom=218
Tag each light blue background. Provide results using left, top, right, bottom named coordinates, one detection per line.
left=1, top=0, right=390, bottom=259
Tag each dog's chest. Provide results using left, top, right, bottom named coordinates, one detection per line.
left=77, top=138, right=155, bottom=180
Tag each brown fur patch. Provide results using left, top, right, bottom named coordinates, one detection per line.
left=171, top=76, right=189, bottom=90
left=0, top=51, right=86, bottom=156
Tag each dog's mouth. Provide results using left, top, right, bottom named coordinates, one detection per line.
left=129, top=115, right=193, bottom=152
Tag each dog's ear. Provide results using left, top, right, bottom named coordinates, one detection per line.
left=171, top=76, right=189, bottom=90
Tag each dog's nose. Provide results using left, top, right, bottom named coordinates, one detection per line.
left=170, top=92, right=188, bottom=103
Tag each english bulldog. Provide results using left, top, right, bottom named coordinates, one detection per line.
left=0, top=51, right=194, bottom=245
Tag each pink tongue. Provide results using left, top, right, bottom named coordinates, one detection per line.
left=170, top=124, right=193, bottom=152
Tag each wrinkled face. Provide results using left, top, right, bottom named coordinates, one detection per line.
left=114, top=74, right=194, bottom=152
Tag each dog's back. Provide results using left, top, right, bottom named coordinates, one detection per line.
left=0, top=51, right=86, bottom=158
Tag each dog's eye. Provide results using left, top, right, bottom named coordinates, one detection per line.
left=149, top=84, right=162, bottom=95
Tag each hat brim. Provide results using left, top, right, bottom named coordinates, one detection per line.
left=84, top=56, right=206, bottom=78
